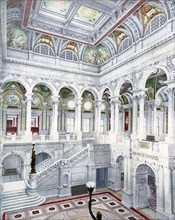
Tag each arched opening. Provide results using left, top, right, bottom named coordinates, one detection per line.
left=145, top=70, right=167, bottom=140
left=2, top=154, right=24, bottom=182
left=59, top=87, right=76, bottom=138
left=135, top=164, right=156, bottom=210
left=2, top=81, right=26, bottom=136
left=32, top=84, right=52, bottom=136
left=82, top=90, right=95, bottom=136
left=35, top=152, right=51, bottom=165
left=119, top=81, right=133, bottom=134
left=101, top=88, right=110, bottom=133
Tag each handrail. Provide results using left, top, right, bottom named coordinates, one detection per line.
left=36, top=146, right=88, bottom=182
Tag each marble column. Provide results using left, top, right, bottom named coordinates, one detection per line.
left=3, top=105, right=7, bottom=135
left=132, top=95, right=138, bottom=136
left=167, top=88, right=175, bottom=143
left=42, top=102, right=47, bottom=133
left=157, top=165, right=164, bottom=213
left=51, top=96, right=59, bottom=140
left=110, top=101, right=115, bottom=132
left=61, top=104, right=65, bottom=132
left=75, top=99, right=82, bottom=140
left=138, top=94, right=145, bottom=139
left=153, top=102, right=157, bottom=136
left=21, top=101, right=26, bottom=133
left=25, top=93, right=32, bottom=138
left=114, top=98, right=120, bottom=135
left=128, top=108, right=132, bottom=133
left=94, top=103, right=98, bottom=132
left=164, top=166, right=173, bottom=217
left=123, top=156, right=128, bottom=190
left=97, top=101, right=102, bottom=133
left=17, top=112, right=21, bottom=135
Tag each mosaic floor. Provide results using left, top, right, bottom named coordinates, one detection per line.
left=3, top=192, right=150, bottom=220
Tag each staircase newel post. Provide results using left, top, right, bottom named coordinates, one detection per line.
left=26, top=173, right=37, bottom=195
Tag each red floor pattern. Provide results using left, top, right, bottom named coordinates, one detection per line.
left=3, top=192, right=151, bottom=220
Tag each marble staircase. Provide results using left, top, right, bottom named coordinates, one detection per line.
left=2, top=181, right=46, bottom=213
left=36, top=146, right=89, bottom=186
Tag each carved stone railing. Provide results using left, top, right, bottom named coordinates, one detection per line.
left=35, top=158, right=53, bottom=172
left=36, top=146, right=88, bottom=184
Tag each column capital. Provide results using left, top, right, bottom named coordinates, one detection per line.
left=51, top=95, right=59, bottom=104
left=42, top=102, right=47, bottom=107
left=75, top=98, right=82, bottom=105
left=25, top=93, right=33, bottom=101
left=94, top=100, right=102, bottom=108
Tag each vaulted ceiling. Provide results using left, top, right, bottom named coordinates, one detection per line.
left=23, top=0, right=147, bottom=45
left=6, top=0, right=174, bottom=67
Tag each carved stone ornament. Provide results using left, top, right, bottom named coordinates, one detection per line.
left=6, top=94, right=19, bottom=105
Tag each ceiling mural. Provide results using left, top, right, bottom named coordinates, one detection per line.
left=35, top=35, right=55, bottom=51
left=62, top=42, right=79, bottom=56
left=74, top=6, right=103, bottom=24
left=41, top=0, right=72, bottom=16
left=112, top=30, right=129, bottom=47
left=7, top=20, right=28, bottom=50
left=5, top=0, right=173, bottom=67
left=141, top=5, right=164, bottom=30
left=83, top=44, right=111, bottom=65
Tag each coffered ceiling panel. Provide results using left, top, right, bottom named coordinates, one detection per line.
left=23, top=0, right=147, bottom=45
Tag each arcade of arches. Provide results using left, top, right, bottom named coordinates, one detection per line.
left=0, top=0, right=175, bottom=220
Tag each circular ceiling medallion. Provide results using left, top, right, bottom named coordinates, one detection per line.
left=67, top=100, right=75, bottom=109
left=83, top=101, right=92, bottom=111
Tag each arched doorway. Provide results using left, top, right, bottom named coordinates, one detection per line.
left=35, top=152, right=51, bottom=165
left=2, top=154, right=24, bottom=182
left=135, top=164, right=156, bottom=209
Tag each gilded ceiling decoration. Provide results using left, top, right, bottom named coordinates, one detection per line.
left=141, top=5, right=164, bottom=30
left=112, top=30, right=129, bottom=47
left=5, top=0, right=174, bottom=67
left=35, top=35, right=55, bottom=51
left=62, top=42, right=78, bottom=55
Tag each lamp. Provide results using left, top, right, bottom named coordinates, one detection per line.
left=86, top=182, right=102, bottom=220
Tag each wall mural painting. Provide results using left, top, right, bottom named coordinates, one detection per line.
left=7, top=20, right=28, bottom=50
left=74, top=6, right=103, bottom=24
left=83, top=44, right=110, bottom=65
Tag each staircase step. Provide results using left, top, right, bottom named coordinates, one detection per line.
left=3, top=191, right=26, bottom=198
left=2, top=193, right=38, bottom=203
left=2, top=194, right=45, bottom=212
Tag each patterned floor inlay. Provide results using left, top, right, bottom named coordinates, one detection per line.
left=3, top=192, right=151, bottom=220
